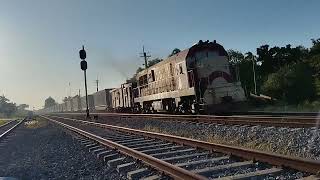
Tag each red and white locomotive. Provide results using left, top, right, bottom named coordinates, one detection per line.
left=131, top=40, right=245, bottom=113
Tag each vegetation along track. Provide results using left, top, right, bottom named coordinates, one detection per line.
left=0, top=119, right=24, bottom=141
left=56, top=112, right=318, bottom=128
left=41, top=115, right=320, bottom=179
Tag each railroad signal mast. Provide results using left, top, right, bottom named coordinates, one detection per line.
left=79, top=45, right=90, bottom=119
left=140, top=46, right=151, bottom=69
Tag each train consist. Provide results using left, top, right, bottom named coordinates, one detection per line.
left=39, top=40, right=246, bottom=114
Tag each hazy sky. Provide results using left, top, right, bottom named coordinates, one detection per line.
left=0, top=0, right=319, bottom=109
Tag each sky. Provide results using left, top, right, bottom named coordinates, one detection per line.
left=0, top=0, right=319, bottom=109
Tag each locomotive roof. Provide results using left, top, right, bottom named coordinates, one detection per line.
left=137, top=40, right=228, bottom=76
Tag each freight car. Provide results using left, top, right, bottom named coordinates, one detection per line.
left=72, top=95, right=82, bottom=112
left=110, top=83, right=134, bottom=112
left=92, top=89, right=113, bottom=111
left=80, top=95, right=95, bottom=112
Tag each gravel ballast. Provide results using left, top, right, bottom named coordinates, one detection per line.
left=72, top=115, right=320, bottom=160
left=0, top=118, right=123, bottom=179
left=52, top=116, right=310, bottom=179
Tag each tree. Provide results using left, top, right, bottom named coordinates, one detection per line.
left=44, top=97, right=56, bottom=108
left=239, top=54, right=257, bottom=95
left=309, top=39, right=320, bottom=76
left=136, top=67, right=144, bottom=73
left=147, top=58, right=163, bottom=67
left=257, top=44, right=308, bottom=78
left=62, top=96, right=70, bottom=103
left=0, top=95, right=9, bottom=105
left=262, top=63, right=315, bottom=103
left=0, top=95, right=17, bottom=117
left=228, top=50, right=244, bottom=65
left=227, top=50, right=258, bottom=95
left=17, top=104, right=29, bottom=110
left=135, top=58, right=163, bottom=73
left=308, top=38, right=320, bottom=96
left=168, top=48, right=181, bottom=57
left=16, top=104, right=30, bottom=116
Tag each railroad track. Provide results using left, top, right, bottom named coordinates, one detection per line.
left=41, top=115, right=320, bottom=180
left=231, top=111, right=319, bottom=117
left=0, top=119, right=24, bottom=141
left=54, top=112, right=318, bottom=128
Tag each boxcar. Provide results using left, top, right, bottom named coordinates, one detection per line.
left=71, top=95, right=82, bottom=112
left=110, top=83, right=133, bottom=112
left=80, top=95, right=95, bottom=112
left=92, top=89, right=113, bottom=111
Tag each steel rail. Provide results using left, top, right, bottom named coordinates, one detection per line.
left=233, top=111, right=319, bottom=117
left=41, top=115, right=207, bottom=180
left=48, top=115, right=320, bottom=175
left=0, top=119, right=25, bottom=141
left=53, top=112, right=317, bottom=120
left=54, top=112, right=317, bottom=128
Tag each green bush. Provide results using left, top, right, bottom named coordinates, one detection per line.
left=262, top=62, right=315, bottom=104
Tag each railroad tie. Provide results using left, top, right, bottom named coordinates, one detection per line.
left=107, top=157, right=126, bottom=167
left=89, top=145, right=103, bottom=152
left=213, top=168, right=283, bottom=180
left=151, top=148, right=196, bottom=159
left=127, top=168, right=153, bottom=180
left=191, top=161, right=253, bottom=176
left=139, top=145, right=183, bottom=154
left=117, top=162, right=137, bottom=173
left=96, top=150, right=114, bottom=159
left=91, top=147, right=105, bottom=154
left=124, top=140, right=159, bottom=147
left=103, top=153, right=121, bottom=162
left=132, top=143, right=172, bottom=151
left=140, top=174, right=161, bottom=180
left=160, top=152, right=209, bottom=163
left=115, top=137, right=146, bottom=144
left=174, top=156, right=230, bottom=169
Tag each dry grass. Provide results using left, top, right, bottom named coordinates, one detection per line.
left=24, top=118, right=48, bottom=129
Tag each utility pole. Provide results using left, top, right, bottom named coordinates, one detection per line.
left=79, top=45, right=90, bottom=119
left=140, top=46, right=151, bottom=69
left=95, top=79, right=99, bottom=92
left=252, top=55, right=257, bottom=95
left=68, top=82, right=71, bottom=97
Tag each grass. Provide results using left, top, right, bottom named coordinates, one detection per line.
left=0, top=119, right=16, bottom=126
left=0, top=120, right=7, bottom=126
